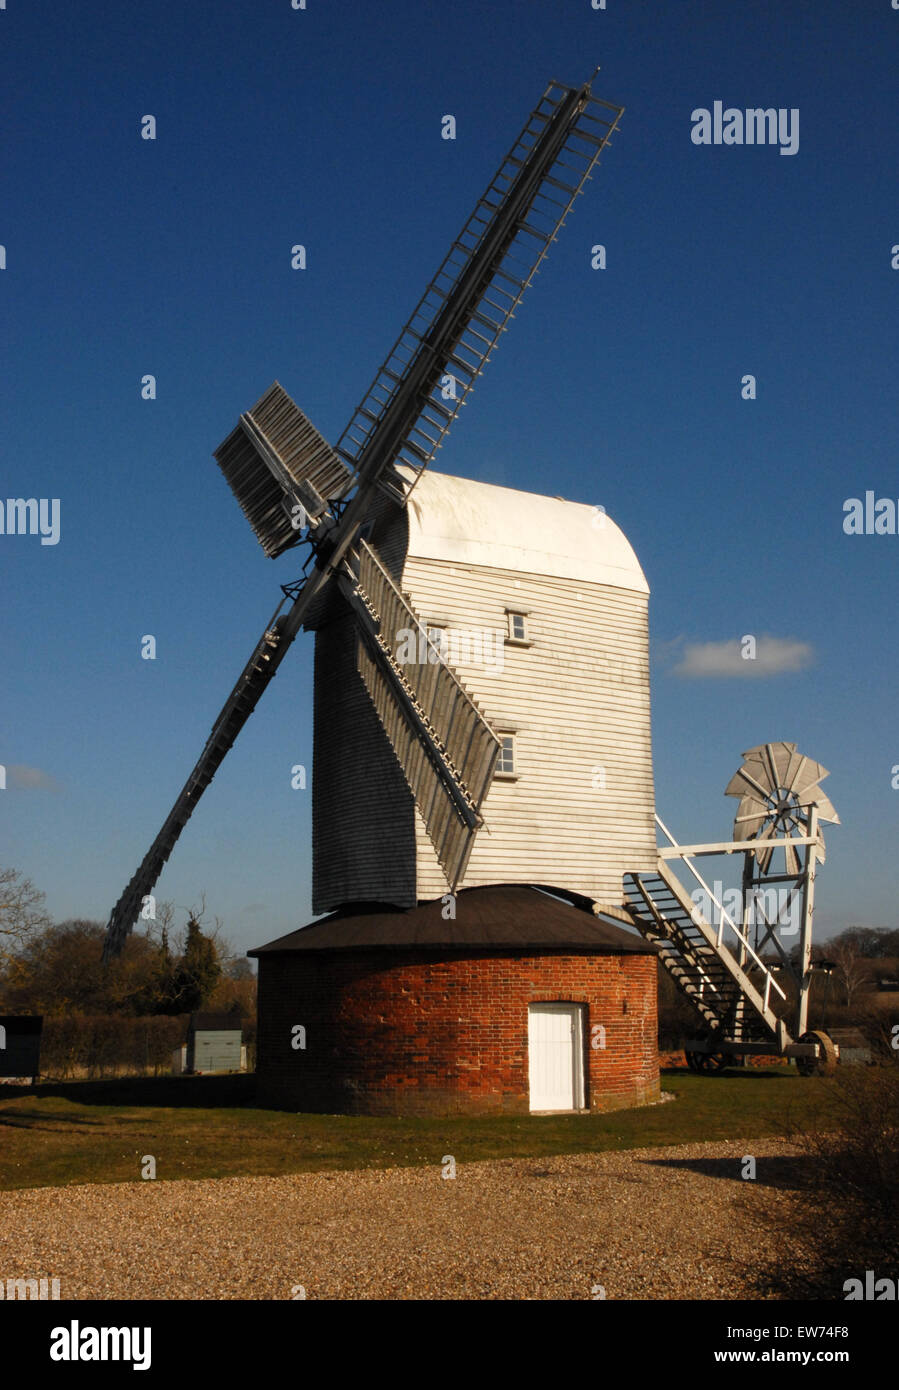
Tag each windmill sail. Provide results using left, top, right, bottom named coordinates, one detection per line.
left=102, top=595, right=304, bottom=960
left=214, top=382, right=351, bottom=558
left=334, top=78, right=624, bottom=505
left=725, top=741, right=839, bottom=874
left=345, top=541, right=501, bottom=886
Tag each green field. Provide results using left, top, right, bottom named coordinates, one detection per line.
left=0, top=1069, right=830, bottom=1192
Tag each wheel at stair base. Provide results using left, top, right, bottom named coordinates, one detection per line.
left=685, top=1037, right=729, bottom=1073
left=795, top=1029, right=838, bottom=1077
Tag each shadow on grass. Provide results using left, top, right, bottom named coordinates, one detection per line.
left=12, top=1074, right=258, bottom=1109
left=638, top=1152, right=810, bottom=1190
left=0, top=1108, right=109, bottom=1131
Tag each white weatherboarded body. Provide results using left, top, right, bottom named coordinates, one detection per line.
left=312, top=470, right=656, bottom=912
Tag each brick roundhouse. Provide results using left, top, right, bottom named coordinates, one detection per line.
left=250, top=886, right=659, bottom=1116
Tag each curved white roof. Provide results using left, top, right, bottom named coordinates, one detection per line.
left=401, top=469, right=649, bottom=594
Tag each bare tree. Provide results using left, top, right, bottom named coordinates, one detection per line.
left=180, top=893, right=240, bottom=974
left=150, top=892, right=240, bottom=980
left=136, top=899, right=176, bottom=949
left=830, top=938, right=871, bottom=1008
left=0, top=866, right=51, bottom=965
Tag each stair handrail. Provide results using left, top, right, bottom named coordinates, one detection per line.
left=655, top=814, right=787, bottom=1004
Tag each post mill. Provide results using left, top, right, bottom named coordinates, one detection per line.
left=103, top=75, right=839, bottom=1113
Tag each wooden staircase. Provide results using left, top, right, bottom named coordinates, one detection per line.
left=623, top=858, right=790, bottom=1050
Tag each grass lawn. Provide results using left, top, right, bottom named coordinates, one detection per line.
left=0, top=1069, right=828, bottom=1192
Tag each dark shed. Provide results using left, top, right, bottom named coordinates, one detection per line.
left=0, top=1015, right=43, bottom=1079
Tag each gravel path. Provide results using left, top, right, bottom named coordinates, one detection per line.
left=0, top=1139, right=800, bottom=1300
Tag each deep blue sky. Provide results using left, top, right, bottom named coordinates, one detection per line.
left=2, top=0, right=897, bottom=955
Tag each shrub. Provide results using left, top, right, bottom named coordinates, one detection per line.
left=40, top=1015, right=190, bottom=1078
left=748, top=1060, right=899, bottom=1298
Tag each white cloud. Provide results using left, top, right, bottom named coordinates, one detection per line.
left=6, top=763, right=61, bottom=790
left=670, top=636, right=814, bottom=679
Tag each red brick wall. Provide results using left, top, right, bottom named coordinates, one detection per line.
left=256, top=949, right=659, bottom=1116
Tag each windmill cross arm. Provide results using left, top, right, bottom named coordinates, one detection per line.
left=658, top=835, right=821, bottom=858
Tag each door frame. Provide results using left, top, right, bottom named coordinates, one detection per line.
left=527, top=1001, right=587, bottom=1112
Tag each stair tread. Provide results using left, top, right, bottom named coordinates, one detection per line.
left=623, top=869, right=782, bottom=1041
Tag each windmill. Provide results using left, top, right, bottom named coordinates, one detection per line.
left=726, top=741, right=839, bottom=874
left=102, top=74, right=626, bottom=961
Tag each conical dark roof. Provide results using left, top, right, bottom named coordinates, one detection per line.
left=249, top=884, right=655, bottom=957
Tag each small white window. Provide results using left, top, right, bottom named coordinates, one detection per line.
left=502, top=608, right=530, bottom=644
left=497, top=735, right=515, bottom=775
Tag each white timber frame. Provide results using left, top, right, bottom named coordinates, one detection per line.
left=652, top=812, right=826, bottom=1056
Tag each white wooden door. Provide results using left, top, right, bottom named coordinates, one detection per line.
left=528, top=1003, right=585, bottom=1111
